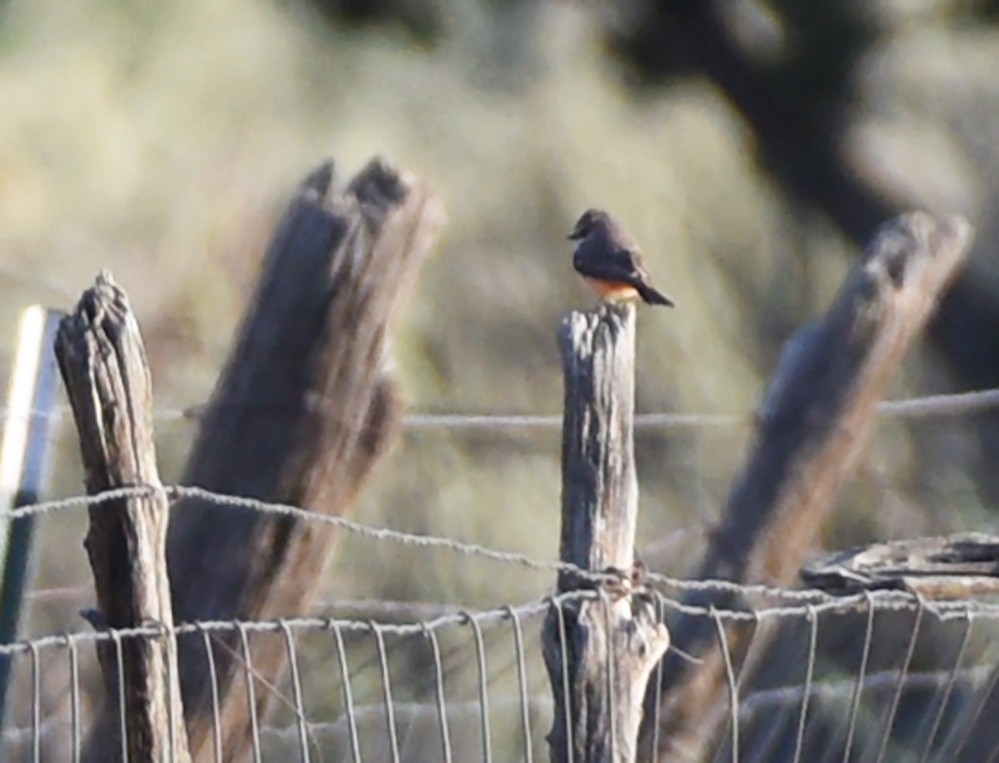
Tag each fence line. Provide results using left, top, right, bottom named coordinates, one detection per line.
left=2, top=388, right=998, bottom=432
left=7, top=483, right=999, bottom=613
left=0, top=484, right=875, bottom=605
left=8, top=590, right=992, bottom=762
left=6, top=657, right=994, bottom=763
left=2, top=587, right=996, bottom=659
left=6, top=492, right=999, bottom=759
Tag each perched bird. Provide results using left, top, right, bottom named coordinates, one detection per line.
left=569, top=209, right=674, bottom=307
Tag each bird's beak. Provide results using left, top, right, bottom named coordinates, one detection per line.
left=567, top=225, right=583, bottom=241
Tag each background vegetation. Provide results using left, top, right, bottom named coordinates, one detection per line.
left=2, top=0, right=998, bottom=754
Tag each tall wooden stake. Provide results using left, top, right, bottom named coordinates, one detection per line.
left=543, top=302, right=670, bottom=763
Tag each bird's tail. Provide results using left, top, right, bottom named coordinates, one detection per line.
left=637, top=282, right=675, bottom=307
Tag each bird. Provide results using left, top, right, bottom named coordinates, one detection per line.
left=568, top=208, right=674, bottom=307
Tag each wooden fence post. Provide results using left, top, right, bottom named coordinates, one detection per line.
left=639, top=212, right=973, bottom=759
left=166, top=159, right=443, bottom=760
left=543, top=303, right=670, bottom=763
left=55, top=273, right=190, bottom=763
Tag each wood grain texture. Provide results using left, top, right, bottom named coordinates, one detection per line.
left=166, top=159, right=443, bottom=761
left=56, top=273, right=190, bottom=763
left=640, top=212, right=973, bottom=761
left=544, top=302, right=670, bottom=763
left=801, top=531, right=999, bottom=597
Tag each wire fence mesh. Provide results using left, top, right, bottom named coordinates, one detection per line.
left=3, top=480, right=999, bottom=761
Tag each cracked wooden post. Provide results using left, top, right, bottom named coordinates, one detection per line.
left=640, top=212, right=973, bottom=760
left=167, top=159, right=443, bottom=760
left=543, top=302, right=671, bottom=763
left=55, top=273, right=190, bottom=763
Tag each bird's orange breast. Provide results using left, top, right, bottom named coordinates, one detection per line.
left=583, top=277, right=639, bottom=301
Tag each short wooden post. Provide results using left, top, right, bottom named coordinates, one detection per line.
left=55, top=273, right=190, bottom=763
left=543, top=303, right=670, bottom=763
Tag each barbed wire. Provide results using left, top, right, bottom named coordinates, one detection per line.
left=7, top=481, right=998, bottom=758
left=0, top=483, right=859, bottom=605
left=4, top=388, right=999, bottom=432
left=6, top=585, right=999, bottom=660
left=10, top=483, right=999, bottom=613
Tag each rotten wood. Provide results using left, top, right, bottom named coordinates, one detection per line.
left=166, top=160, right=443, bottom=761
left=801, top=532, right=999, bottom=598
left=640, top=212, right=973, bottom=760
left=543, top=303, right=671, bottom=763
left=55, top=273, right=190, bottom=763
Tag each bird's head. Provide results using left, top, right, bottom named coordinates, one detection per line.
left=568, top=208, right=611, bottom=240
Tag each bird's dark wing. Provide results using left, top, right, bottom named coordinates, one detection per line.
left=574, top=242, right=650, bottom=286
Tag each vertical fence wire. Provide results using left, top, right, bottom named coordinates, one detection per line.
left=331, top=621, right=362, bottom=763
left=917, top=610, right=974, bottom=763
left=20, top=547, right=999, bottom=763
left=236, top=623, right=263, bottom=763
left=872, top=596, right=925, bottom=763
left=14, top=593, right=999, bottom=763
left=67, top=635, right=80, bottom=763
left=841, top=591, right=876, bottom=762
left=162, top=623, right=179, bottom=763
left=29, top=640, right=40, bottom=763
left=422, top=622, right=454, bottom=763
left=551, top=597, right=573, bottom=763
left=198, top=625, right=224, bottom=763
left=279, top=619, right=312, bottom=763
left=941, top=624, right=999, bottom=761
left=600, top=591, right=617, bottom=763
left=711, top=611, right=761, bottom=763
left=711, top=606, right=739, bottom=763
left=792, top=606, right=819, bottom=763
left=465, top=611, right=493, bottom=763
left=505, top=605, right=533, bottom=763
left=110, top=630, right=127, bottom=763
left=370, top=621, right=401, bottom=763
left=651, top=593, right=665, bottom=762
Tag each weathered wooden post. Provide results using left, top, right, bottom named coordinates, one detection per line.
left=55, top=273, right=190, bottom=763
left=640, top=212, right=973, bottom=760
left=166, top=159, right=443, bottom=760
left=543, top=302, right=671, bottom=762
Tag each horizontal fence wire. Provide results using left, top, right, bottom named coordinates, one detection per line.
left=0, top=385, right=996, bottom=762
left=7, top=579, right=999, bottom=761
left=6, top=482, right=999, bottom=615
left=7, top=485, right=999, bottom=617
left=0, top=388, right=997, bottom=431
left=10, top=583, right=996, bottom=659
